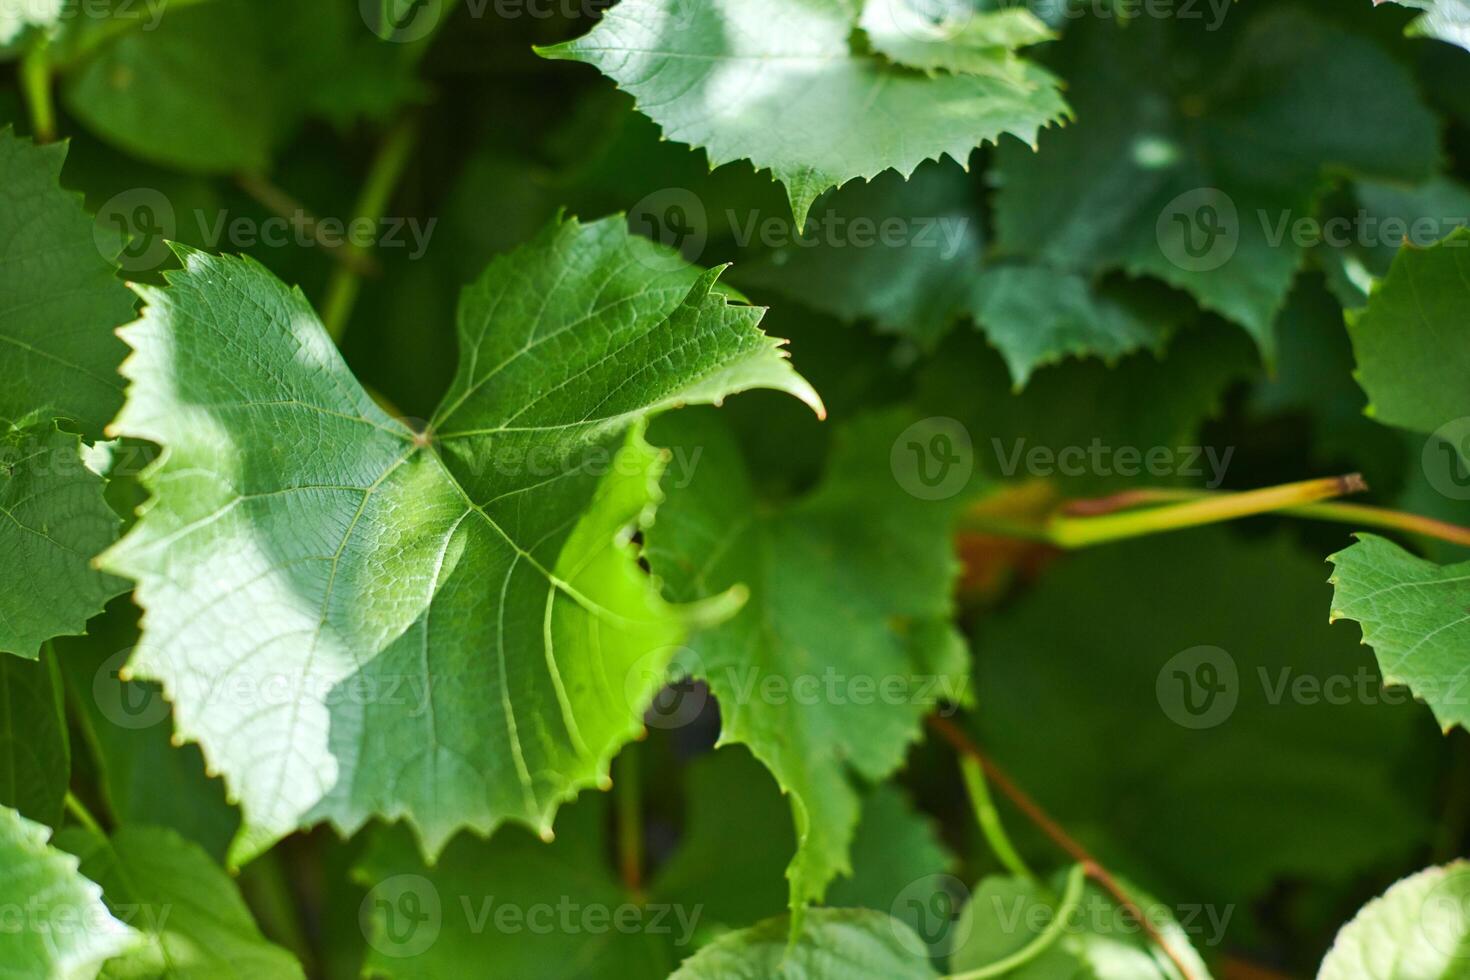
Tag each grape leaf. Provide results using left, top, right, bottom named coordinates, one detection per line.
left=951, top=867, right=1211, bottom=980
left=859, top=0, right=1055, bottom=82
left=0, top=645, right=68, bottom=826
left=1346, top=227, right=1470, bottom=458
left=57, top=824, right=305, bottom=980
left=0, top=418, right=126, bottom=659
left=971, top=531, right=1432, bottom=910
left=735, top=163, right=1184, bottom=381
left=1328, top=534, right=1470, bottom=733
left=1318, top=861, right=1470, bottom=978
left=668, top=908, right=938, bottom=979
left=994, top=9, right=1440, bottom=359
left=645, top=409, right=968, bottom=914
left=827, top=784, right=954, bottom=938
left=0, top=128, right=131, bottom=439
left=538, top=0, right=1068, bottom=227
left=1376, top=0, right=1470, bottom=52
left=99, top=215, right=820, bottom=865
left=0, top=804, right=140, bottom=978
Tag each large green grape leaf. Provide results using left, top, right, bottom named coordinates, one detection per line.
left=1328, top=534, right=1470, bottom=733
left=1346, top=227, right=1470, bottom=456
left=0, top=128, right=131, bottom=439
left=0, top=804, right=140, bottom=978
left=1377, top=0, right=1470, bottom=52
left=951, top=867, right=1211, bottom=980
left=0, top=645, right=68, bottom=826
left=994, top=8, right=1440, bottom=359
left=1318, top=861, right=1470, bottom=978
left=98, top=215, right=820, bottom=866
left=0, top=418, right=127, bottom=659
left=972, top=531, right=1432, bottom=910
left=538, top=0, right=1068, bottom=226
left=57, top=824, right=304, bottom=979
left=645, top=409, right=968, bottom=914
left=668, top=908, right=938, bottom=980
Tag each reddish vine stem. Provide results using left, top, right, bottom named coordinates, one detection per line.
left=927, top=715, right=1199, bottom=980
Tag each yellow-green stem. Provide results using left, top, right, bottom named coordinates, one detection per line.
left=960, top=755, right=1034, bottom=882
left=1047, top=474, right=1366, bottom=548
left=944, top=864, right=1087, bottom=980
left=21, top=37, right=56, bottom=143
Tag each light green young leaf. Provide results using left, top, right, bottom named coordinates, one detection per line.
left=1328, top=534, right=1470, bottom=733
left=671, top=908, right=938, bottom=980
left=0, top=128, right=131, bottom=440
left=1347, top=227, right=1470, bottom=457
left=57, top=824, right=304, bottom=980
left=1318, top=861, right=1470, bottom=978
left=0, top=418, right=126, bottom=659
left=0, top=645, right=68, bottom=826
left=995, top=9, right=1440, bottom=360
left=99, top=215, right=819, bottom=866
left=952, top=867, right=1212, bottom=980
left=646, top=409, right=967, bottom=915
left=538, top=0, right=1068, bottom=226
left=1376, top=0, right=1470, bottom=53
left=0, top=804, right=140, bottom=978
left=860, top=0, right=1054, bottom=82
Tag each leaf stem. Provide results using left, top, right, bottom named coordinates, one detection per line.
left=927, top=716, right=1198, bottom=980
left=959, top=755, right=1033, bottom=882
left=615, top=745, right=645, bottom=901
left=20, top=36, right=56, bottom=143
left=1047, top=474, right=1366, bottom=548
left=235, top=174, right=380, bottom=275
left=63, top=792, right=104, bottom=836
left=944, top=863, right=1086, bottom=980
left=321, top=114, right=420, bottom=342
left=1062, top=487, right=1470, bottom=548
